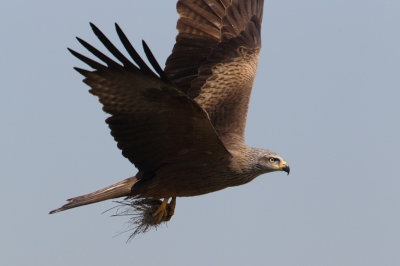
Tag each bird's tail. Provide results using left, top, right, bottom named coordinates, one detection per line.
left=49, top=177, right=137, bottom=214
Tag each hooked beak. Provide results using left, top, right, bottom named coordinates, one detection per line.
left=282, top=164, right=290, bottom=175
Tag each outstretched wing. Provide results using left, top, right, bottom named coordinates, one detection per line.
left=71, top=23, right=232, bottom=179
left=165, top=0, right=263, bottom=141
left=164, top=0, right=229, bottom=93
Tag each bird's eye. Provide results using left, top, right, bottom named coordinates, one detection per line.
left=269, top=158, right=275, bottom=163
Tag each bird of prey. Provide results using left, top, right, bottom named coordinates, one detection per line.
left=50, top=0, right=290, bottom=237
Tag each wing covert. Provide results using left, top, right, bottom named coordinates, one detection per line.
left=71, top=23, right=232, bottom=178
left=164, top=0, right=229, bottom=93
left=189, top=15, right=262, bottom=140
left=165, top=0, right=264, bottom=141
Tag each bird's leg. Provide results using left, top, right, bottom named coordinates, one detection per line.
left=151, top=197, right=177, bottom=223
left=166, top=197, right=176, bottom=221
left=152, top=198, right=169, bottom=224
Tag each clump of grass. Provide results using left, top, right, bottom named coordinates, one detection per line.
left=107, top=198, right=168, bottom=242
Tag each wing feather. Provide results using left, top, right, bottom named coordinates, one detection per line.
left=165, top=0, right=264, bottom=141
left=165, top=0, right=227, bottom=93
left=71, top=23, right=232, bottom=179
left=189, top=1, right=263, bottom=140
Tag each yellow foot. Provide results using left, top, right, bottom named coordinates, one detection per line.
left=151, top=197, right=177, bottom=224
left=152, top=198, right=169, bottom=224
left=166, top=197, right=176, bottom=221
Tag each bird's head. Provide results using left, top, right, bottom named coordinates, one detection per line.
left=252, top=149, right=290, bottom=175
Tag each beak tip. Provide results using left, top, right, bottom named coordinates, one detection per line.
left=282, top=165, right=290, bottom=175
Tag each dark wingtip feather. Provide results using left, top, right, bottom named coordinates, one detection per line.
left=68, top=48, right=107, bottom=70
left=76, top=36, right=121, bottom=69
left=89, top=21, right=96, bottom=29
left=89, top=23, right=136, bottom=71
left=114, top=23, right=154, bottom=76
left=73, top=67, right=92, bottom=76
left=141, top=40, right=171, bottom=83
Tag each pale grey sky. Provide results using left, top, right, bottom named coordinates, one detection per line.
left=1, top=1, right=399, bottom=265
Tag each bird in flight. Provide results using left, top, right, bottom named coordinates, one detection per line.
left=50, top=0, right=290, bottom=238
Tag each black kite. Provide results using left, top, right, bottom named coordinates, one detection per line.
left=50, top=0, right=290, bottom=238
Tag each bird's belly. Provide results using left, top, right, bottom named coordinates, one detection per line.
left=138, top=167, right=255, bottom=198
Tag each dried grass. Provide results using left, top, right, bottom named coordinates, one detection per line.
left=106, top=198, right=169, bottom=242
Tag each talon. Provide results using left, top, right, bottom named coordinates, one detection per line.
left=151, top=197, right=177, bottom=223
left=166, top=197, right=176, bottom=221
left=152, top=198, right=169, bottom=224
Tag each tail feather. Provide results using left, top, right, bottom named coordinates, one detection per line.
left=49, top=177, right=137, bottom=214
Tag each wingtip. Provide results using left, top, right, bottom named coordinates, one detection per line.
left=90, top=22, right=101, bottom=35
left=115, top=23, right=122, bottom=34
left=75, top=36, right=84, bottom=44
left=67, top=48, right=80, bottom=59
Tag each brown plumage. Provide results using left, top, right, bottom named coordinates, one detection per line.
left=50, top=0, right=290, bottom=238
